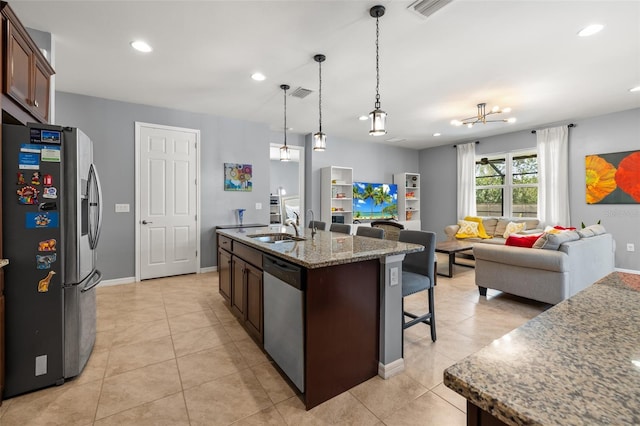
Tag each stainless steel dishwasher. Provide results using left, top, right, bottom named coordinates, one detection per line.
left=263, top=254, right=305, bottom=392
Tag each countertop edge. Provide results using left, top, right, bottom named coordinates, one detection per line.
left=216, top=228, right=423, bottom=269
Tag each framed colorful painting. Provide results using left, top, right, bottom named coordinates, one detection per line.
left=585, top=150, right=640, bottom=204
left=224, top=163, right=253, bottom=192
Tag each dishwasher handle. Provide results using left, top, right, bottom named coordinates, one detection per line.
left=263, top=255, right=304, bottom=290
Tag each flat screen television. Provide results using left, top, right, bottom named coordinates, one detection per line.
left=352, top=182, right=398, bottom=221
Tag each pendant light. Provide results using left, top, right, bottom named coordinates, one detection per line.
left=369, top=5, right=387, bottom=136
left=313, top=54, right=327, bottom=151
left=280, top=84, right=291, bottom=162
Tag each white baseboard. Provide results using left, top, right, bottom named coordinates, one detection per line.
left=200, top=266, right=217, bottom=273
left=378, top=358, right=405, bottom=379
left=99, top=276, right=136, bottom=287
left=615, top=268, right=640, bottom=275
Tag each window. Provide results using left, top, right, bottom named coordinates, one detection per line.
left=475, top=150, right=538, bottom=218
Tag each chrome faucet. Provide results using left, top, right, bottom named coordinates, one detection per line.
left=307, top=209, right=317, bottom=238
left=284, top=218, right=300, bottom=237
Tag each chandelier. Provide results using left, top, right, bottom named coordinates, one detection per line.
left=451, top=103, right=516, bottom=128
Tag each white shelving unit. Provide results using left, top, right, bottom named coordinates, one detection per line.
left=321, top=166, right=353, bottom=225
left=394, top=172, right=421, bottom=224
left=269, top=194, right=281, bottom=224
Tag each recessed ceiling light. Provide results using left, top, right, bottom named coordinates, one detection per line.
left=358, top=115, right=368, bottom=121
left=130, top=40, right=152, bottom=53
left=630, top=86, right=640, bottom=93
left=577, top=24, right=603, bottom=37
left=433, top=133, right=441, bottom=137
left=251, top=72, right=266, bottom=81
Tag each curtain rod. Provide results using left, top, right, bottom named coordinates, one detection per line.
left=452, top=140, right=479, bottom=148
left=531, top=123, right=575, bottom=134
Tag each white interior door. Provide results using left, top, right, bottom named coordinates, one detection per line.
left=136, top=122, right=199, bottom=280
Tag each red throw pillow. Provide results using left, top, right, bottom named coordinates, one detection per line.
left=554, top=225, right=576, bottom=231
left=505, top=234, right=541, bottom=248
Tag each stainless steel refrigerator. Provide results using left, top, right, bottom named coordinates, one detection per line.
left=2, top=122, right=103, bottom=398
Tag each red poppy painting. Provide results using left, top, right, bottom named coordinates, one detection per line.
left=585, top=150, right=640, bottom=204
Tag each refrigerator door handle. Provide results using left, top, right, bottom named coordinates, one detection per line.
left=88, top=163, right=103, bottom=250
left=80, top=269, right=102, bottom=293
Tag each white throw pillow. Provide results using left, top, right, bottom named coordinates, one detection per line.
left=503, top=221, right=526, bottom=238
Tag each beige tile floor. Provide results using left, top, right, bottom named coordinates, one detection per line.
left=0, top=260, right=549, bottom=425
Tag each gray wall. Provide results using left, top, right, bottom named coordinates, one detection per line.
left=55, top=92, right=273, bottom=279
left=419, top=107, right=640, bottom=271
left=304, top=134, right=421, bottom=220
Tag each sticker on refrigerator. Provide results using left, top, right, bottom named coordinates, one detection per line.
left=31, top=172, right=41, bottom=185
left=17, top=186, right=39, bottom=204
left=17, top=172, right=25, bottom=185
left=43, top=174, right=53, bottom=186
left=42, top=187, right=57, bottom=199
left=26, top=212, right=59, bottom=228
left=36, top=253, right=57, bottom=270
left=18, top=152, right=40, bottom=170
left=38, top=239, right=57, bottom=251
left=20, top=143, right=43, bottom=153
left=37, top=271, right=56, bottom=292
left=41, top=146, right=61, bottom=162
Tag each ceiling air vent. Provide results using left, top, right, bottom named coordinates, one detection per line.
left=408, top=0, right=453, bottom=18
left=290, top=87, right=313, bottom=99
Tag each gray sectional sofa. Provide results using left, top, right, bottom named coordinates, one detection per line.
left=473, top=229, right=615, bottom=304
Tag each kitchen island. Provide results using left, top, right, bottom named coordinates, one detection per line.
left=216, top=224, right=423, bottom=409
left=444, top=271, right=640, bottom=425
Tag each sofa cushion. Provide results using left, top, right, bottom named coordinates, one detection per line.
left=578, top=228, right=595, bottom=238
left=455, top=220, right=479, bottom=238
left=464, top=216, right=492, bottom=239
left=505, top=234, right=542, bottom=248
left=534, top=230, right=580, bottom=250
left=503, top=221, right=526, bottom=238
left=482, top=218, right=499, bottom=237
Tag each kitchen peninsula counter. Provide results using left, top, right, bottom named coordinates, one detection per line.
left=216, top=224, right=423, bottom=269
left=444, top=272, right=640, bottom=425
left=216, top=225, right=423, bottom=409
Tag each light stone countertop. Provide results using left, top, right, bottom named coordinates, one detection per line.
left=444, top=271, right=640, bottom=426
left=216, top=225, right=423, bottom=269
left=0, top=259, right=7, bottom=268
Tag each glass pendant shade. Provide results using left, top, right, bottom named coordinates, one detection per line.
left=369, top=108, right=387, bottom=136
left=280, top=144, right=291, bottom=162
left=313, top=131, right=326, bottom=151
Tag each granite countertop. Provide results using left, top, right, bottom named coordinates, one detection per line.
left=0, top=259, right=8, bottom=268
left=216, top=225, right=423, bottom=269
left=444, top=272, right=640, bottom=426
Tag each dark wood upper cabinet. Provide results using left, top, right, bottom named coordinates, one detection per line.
left=1, top=2, right=55, bottom=124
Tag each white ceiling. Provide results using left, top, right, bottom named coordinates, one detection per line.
left=11, top=0, right=640, bottom=150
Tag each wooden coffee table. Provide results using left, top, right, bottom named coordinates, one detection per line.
left=435, top=240, right=475, bottom=278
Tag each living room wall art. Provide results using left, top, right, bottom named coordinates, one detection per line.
left=224, top=163, right=252, bottom=191
left=585, top=150, right=640, bottom=204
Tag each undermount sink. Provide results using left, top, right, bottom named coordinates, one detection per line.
left=249, top=233, right=306, bottom=243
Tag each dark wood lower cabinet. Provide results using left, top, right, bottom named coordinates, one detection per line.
left=218, top=248, right=231, bottom=302
left=467, top=401, right=509, bottom=426
left=231, top=257, right=246, bottom=318
left=244, top=263, right=263, bottom=342
left=216, top=234, right=263, bottom=344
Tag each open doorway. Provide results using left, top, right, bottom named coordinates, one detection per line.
left=269, top=144, right=305, bottom=227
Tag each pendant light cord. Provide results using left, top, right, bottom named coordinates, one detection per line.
left=375, top=14, right=381, bottom=109
left=318, top=60, right=323, bottom=132
left=283, top=87, right=288, bottom=147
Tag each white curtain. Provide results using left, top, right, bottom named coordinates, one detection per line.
left=457, top=142, right=477, bottom=219
left=537, top=126, right=570, bottom=226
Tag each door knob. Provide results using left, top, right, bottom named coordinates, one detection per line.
left=142, top=220, right=153, bottom=224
